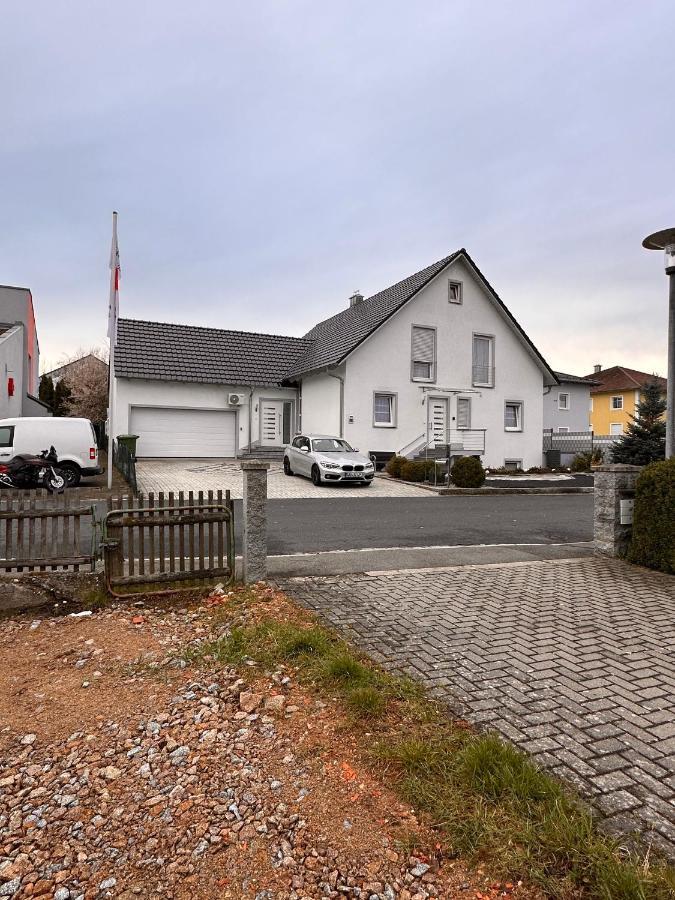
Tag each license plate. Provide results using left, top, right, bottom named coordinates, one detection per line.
left=343, top=471, right=361, bottom=479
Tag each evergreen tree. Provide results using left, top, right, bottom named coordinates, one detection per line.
left=38, top=373, right=55, bottom=409
left=52, top=379, right=72, bottom=417
left=612, top=381, right=667, bottom=465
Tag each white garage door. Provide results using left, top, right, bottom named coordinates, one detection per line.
left=130, top=407, right=236, bottom=458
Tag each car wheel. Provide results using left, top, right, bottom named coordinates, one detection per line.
left=311, top=465, right=322, bottom=486
left=59, top=463, right=81, bottom=487
left=283, top=457, right=294, bottom=476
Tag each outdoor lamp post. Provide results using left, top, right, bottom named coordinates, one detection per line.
left=642, top=228, right=675, bottom=458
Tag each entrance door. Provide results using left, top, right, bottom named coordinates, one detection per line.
left=429, top=398, right=448, bottom=447
left=260, top=400, right=293, bottom=446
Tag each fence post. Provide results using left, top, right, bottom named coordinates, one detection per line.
left=240, top=461, right=271, bottom=583
left=594, top=463, right=642, bottom=557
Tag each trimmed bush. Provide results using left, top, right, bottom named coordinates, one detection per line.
left=384, top=454, right=407, bottom=478
left=570, top=449, right=604, bottom=472
left=627, top=457, right=675, bottom=574
left=400, top=459, right=439, bottom=482
left=451, top=456, right=486, bottom=488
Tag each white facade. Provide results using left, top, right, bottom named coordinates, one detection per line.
left=113, top=377, right=297, bottom=457
left=300, top=257, right=549, bottom=469
left=543, top=381, right=593, bottom=434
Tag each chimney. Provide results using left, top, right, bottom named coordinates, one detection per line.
left=593, top=364, right=602, bottom=373
left=349, top=291, right=364, bottom=308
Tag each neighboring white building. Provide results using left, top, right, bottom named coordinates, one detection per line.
left=112, top=249, right=557, bottom=468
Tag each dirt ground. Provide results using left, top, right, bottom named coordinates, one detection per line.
left=0, top=585, right=529, bottom=899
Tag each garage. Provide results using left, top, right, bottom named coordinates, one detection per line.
left=130, top=407, right=237, bottom=458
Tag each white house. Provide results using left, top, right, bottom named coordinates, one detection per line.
left=544, top=372, right=598, bottom=435
left=112, top=249, right=557, bottom=468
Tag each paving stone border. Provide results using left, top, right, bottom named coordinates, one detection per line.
left=279, top=556, right=675, bottom=858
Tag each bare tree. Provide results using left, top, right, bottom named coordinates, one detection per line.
left=58, top=348, right=110, bottom=423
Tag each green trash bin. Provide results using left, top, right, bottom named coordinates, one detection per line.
left=117, top=434, right=139, bottom=458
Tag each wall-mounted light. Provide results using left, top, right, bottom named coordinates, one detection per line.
left=348, top=414, right=354, bottom=424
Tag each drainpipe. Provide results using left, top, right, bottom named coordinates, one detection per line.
left=328, top=373, right=344, bottom=438
left=247, top=385, right=254, bottom=455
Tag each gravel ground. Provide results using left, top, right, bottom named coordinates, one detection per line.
left=0, top=588, right=525, bottom=899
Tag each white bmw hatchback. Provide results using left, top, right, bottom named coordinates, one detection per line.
left=283, top=434, right=375, bottom=486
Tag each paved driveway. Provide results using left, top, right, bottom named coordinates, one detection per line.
left=136, top=459, right=432, bottom=498
left=280, top=557, right=675, bottom=857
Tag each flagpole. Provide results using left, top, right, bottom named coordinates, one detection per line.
left=107, top=211, right=119, bottom=490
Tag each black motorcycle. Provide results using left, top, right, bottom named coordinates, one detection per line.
left=0, top=446, right=66, bottom=494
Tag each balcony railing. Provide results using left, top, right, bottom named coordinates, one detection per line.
left=472, top=365, right=494, bottom=387
left=447, top=428, right=486, bottom=454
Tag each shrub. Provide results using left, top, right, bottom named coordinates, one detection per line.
left=385, top=454, right=407, bottom=478
left=451, top=456, right=486, bottom=488
left=627, top=457, right=675, bottom=574
left=400, top=459, right=439, bottom=482
left=570, top=449, right=604, bottom=472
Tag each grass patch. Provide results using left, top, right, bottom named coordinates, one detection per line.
left=182, top=609, right=675, bottom=900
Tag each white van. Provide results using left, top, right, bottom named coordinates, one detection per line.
left=0, top=417, right=103, bottom=486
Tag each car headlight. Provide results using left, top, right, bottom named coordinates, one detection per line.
left=365, top=462, right=374, bottom=469
left=320, top=462, right=341, bottom=469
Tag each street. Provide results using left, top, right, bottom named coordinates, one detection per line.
left=257, top=493, right=593, bottom=554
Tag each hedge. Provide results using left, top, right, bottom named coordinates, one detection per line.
left=451, top=456, right=486, bottom=488
left=399, top=459, right=440, bottom=482
left=384, top=455, right=407, bottom=478
left=627, top=457, right=675, bottom=574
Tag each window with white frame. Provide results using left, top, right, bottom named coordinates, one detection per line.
left=472, top=334, right=494, bottom=386
left=373, top=392, right=396, bottom=427
left=610, top=422, right=623, bottom=435
left=558, top=392, right=570, bottom=410
left=448, top=280, right=462, bottom=304
left=557, top=426, right=570, bottom=433
left=456, top=397, right=471, bottom=429
left=611, top=395, right=623, bottom=409
left=411, top=326, right=436, bottom=382
left=504, top=401, right=523, bottom=431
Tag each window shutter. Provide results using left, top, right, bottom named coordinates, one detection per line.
left=457, top=398, right=471, bottom=429
left=412, top=326, right=435, bottom=363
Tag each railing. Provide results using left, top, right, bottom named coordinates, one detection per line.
left=398, top=433, right=426, bottom=457
left=448, top=428, right=486, bottom=453
left=113, top=438, right=137, bottom=493
left=472, top=365, right=495, bottom=387
left=0, top=491, right=96, bottom=573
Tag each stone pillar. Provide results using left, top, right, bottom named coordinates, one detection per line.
left=594, top=464, right=642, bottom=557
left=241, top=461, right=271, bottom=583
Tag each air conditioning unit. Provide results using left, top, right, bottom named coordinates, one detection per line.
left=227, top=393, right=244, bottom=406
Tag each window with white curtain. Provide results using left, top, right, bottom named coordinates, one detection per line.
left=457, top=397, right=471, bottom=429
left=373, top=393, right=396, bottom=426
left=411, top=326, right=436, bottom=381
left=472, top=334, right=494, bottom=386
left=504, top=401, right=523, bottom=431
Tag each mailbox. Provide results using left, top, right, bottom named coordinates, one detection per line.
left=620, top=498, right=634, bottom=525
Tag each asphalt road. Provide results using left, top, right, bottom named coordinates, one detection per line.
left=254, top=494, right=594, bottom=555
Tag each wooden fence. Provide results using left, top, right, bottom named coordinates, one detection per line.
left=0, top=491, right=96, bottom=573
left=102, top=490, right=235, bottom=595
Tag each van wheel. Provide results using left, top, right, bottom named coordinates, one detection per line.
left=59, top=463, right=81, bottom=487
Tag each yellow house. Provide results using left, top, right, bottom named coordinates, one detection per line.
left=586, top=365, right=667, bottom=435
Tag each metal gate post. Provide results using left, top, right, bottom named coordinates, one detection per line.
left=241, top=460, right=271, bottom=583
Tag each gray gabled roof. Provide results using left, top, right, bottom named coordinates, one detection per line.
left=114, top=318, right=313, bottom=386
left=554, top=371, right=601, bottom=386
left=285, top=248, right=557, bottom=384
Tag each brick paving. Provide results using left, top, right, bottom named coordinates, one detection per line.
left=136, top=459, right=432, bottom=498
left=279, top=556, right=675, bottom=857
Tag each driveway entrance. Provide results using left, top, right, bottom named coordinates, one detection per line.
left=280, top=556, right=675, bottom=858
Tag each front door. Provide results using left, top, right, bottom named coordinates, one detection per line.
left=260, top=400, right=293, bottom=446
left=429, top=398, right=448, bottom=447
left=261, top=401, right=283, bottom=446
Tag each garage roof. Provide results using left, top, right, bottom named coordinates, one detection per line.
left=114, top=318, right=313, bottom=386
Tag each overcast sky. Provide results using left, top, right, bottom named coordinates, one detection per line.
left=1, top=1, right=673, bottom=376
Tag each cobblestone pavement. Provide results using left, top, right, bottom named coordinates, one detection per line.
left=279, top=556, right=675, bottom=857
left=136, top=459, right=432, bottom=498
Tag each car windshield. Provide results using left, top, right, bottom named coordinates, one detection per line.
left=312, top=438, right=354, bottom=453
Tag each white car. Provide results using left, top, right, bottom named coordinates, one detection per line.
left=283, top=434, right=375, bottom=486
left=0, top=417, right=103, bottom=487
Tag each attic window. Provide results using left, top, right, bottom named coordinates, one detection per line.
left=448, top=280, right=463, bottom=304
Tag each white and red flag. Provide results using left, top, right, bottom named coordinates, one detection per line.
left=107, top=210, right=121, bottom=340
